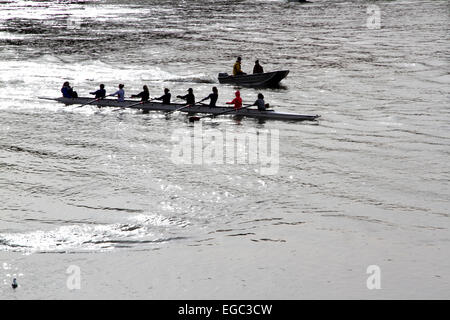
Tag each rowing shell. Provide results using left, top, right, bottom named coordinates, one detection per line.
left=39, top=97, right=320, bottom=122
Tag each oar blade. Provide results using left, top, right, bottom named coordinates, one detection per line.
left=189, top=116, right=201, bottom=122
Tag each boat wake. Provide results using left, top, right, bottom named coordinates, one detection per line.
left=0, top=213, right=190, bottom=253
left=143, top=74, right=216, bottom=84
left=169, top=75, right=216, bottom=84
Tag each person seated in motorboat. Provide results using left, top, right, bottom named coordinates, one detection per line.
left=233, top=57, right=246, bottom=76
left=251, top=93, right=269, bottom=111
left=253, top=60, right=264, bottom=74
left=89, top=84, right=106, bottom=99
left=61, top=81, right=78, bottom=98
left=131, top=85, right=150, bottom=102
left=199, top=86, right=218, bottom=108
left=111, top=84, right=125, bottom=102
left=177, top=88, right=195, bottom=105
left=153, top=88, right=171, bottom=104
left=226, top=90, right=242, bottom=110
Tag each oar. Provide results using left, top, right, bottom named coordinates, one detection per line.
left=171, top=101, right=201, bottom=113
left=113, top=100, right=149, bottom=112
left=189, top=104, right=254, bottom=122
left=75, top=93, right=116, bottom=108
left=129, top=100, right=149, bottom=108
left=75, top=97, right=104, bottom=108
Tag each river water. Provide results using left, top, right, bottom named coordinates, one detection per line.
left=0, top=0, right=449, bottom=298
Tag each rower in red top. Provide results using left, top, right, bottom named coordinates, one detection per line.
left=226, top=90, right=242, bottom=110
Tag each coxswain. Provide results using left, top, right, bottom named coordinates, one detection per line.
left=90, top=84, right=106, bottom=99
left=131, top=85, right=150, bottom=102
left=233, top=57, right=246, bottom=76
left=154, top=88, right=171, bottom=104
left=111, top=84, right=125, bottom=102
left=199, top=86, right=218, bottom=108
left=253, top=60, right=264, bottom=74
left=61, top=81, right=78, bottom=98
left=226, top=90, right=242, bottom=110
left=251, top=93, right=269, bottom=111
left=177, top=88, right=195, bottom=105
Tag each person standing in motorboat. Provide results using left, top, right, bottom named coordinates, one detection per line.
left=253, top=60, right=264, bottom=74
left=233, top=57, right=246, bottom=76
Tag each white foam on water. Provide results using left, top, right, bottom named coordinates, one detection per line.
left=0, top=213, right=189, bottom=253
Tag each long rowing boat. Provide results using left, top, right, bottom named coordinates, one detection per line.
left=39, top=97, right=320, bottom=121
